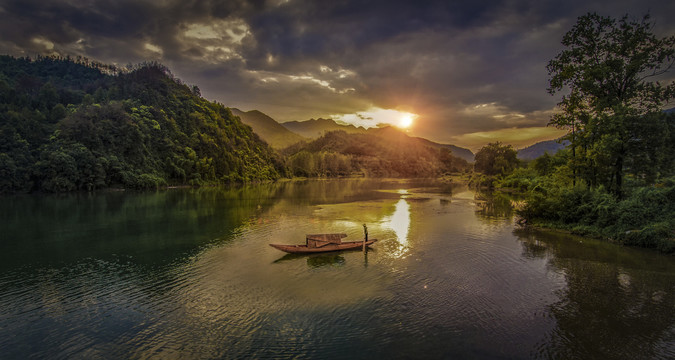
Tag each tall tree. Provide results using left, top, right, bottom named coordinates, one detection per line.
left=547, top=13, right=675, bottom=197
left=474, top=142, right=519, bottom=176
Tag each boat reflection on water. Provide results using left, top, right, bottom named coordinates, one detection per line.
left=273, top=252, right=357, bottom=268
left=272, top=245, right=379, bottom=267
left=307, top=254, right=346, bottom=268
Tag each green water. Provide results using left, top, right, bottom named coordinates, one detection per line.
left=0, top=179, right=673, bottom=359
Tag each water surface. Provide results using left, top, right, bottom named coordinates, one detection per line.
left=1, top=179, right=673, bottom=359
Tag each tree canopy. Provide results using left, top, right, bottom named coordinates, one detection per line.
left=0, top=55, right=281, bottom=193
left=474, top=142, right=519, bottom=176
left=547, top=13, right=675, bottom=197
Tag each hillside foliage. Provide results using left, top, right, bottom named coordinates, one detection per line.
left=231, top=108, right=305, bottom=149
left=281, top=128, right=470, bottom=177
left=0, top=55, right=281, bottom=192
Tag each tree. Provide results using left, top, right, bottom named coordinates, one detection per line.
left=438, top=148, right=454, bottom=172
left=474, top=142, right=519, bottom=176
left=547, top=13, right=675, bottom=197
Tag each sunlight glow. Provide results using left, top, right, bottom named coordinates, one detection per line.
left=390, top=199, right=410, bottom=245
left=399, top=114, right=414, bottom=128
left=144, top=43, right=163, bottom=55
left=382, top=198, right=411, bottom=259
left=31, top=37, right=54, bottom=50
left=383, top=195, right=410, bottom=249
left=447, top=126, right=568, bottom=152
left=331, top=107, right=418, bottom=129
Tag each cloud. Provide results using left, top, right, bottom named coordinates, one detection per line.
left=1, top=0, right=673, bottom=148
left=448, top=127, right=569, bottom=152
left=331, top=107, right=417, bottom=129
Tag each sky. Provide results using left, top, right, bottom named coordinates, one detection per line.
left=1, top=0, right=674, bottom=151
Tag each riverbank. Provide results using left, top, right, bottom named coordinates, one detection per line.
left=509, top=181, right=675, bottom=254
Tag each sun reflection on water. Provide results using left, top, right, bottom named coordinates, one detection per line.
left=382, top=193, right=411, bottom=258
left=389, top=199, right=410, bottom=245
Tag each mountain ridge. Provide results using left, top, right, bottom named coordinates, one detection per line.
left=282, top=128, right=471, bottom=177
left=281, top=117, right=474, bottom=161
left=231, top=108, right=304, bottom=149
left=282, top=118, right=367, bottom=138
left=517, top=139, right=569, bottom=160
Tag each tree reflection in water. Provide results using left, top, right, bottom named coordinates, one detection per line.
left=474, top=191, right=515, bottom=220
left=514, top=228, right=675, bottom=359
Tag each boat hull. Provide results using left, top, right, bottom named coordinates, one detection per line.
left=269, top=239, right=377, bottom=254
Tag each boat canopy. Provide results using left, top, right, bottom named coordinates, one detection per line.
left=306, top=233, right=347, bottom=248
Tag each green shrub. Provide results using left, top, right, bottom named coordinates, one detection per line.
left=519, top=182, right=675, bottom=253
left=497, top=167, right=538, bottom=191
left=135, top=173, right=167, bottom=190
left=469, top=173, right=497, bottom=189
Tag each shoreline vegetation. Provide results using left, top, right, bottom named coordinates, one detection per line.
left=468, top=143, right=674, bottom=254
left=467, top=13, right=675, bottom=254
left=480, top=169, right=674, bottom=254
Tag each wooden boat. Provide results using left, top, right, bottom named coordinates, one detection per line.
left=270, top=233, right=377, bottom=254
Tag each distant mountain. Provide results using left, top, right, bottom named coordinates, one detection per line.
left=367, top=126, right=475, bottom=162
left=282, top=129, right=471, bottom=177
left=413, top=137, right=475, bottom=162
left=281, top=120, right=475, bottom=162
left=231, top=108, right=304, bottom=149
left=282, top=118, right=367, bottom=138
left=517, top=139, right=569, bottom=160
left=517, top=108, right=674, bottom=160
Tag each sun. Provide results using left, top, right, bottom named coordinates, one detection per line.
left=398, top=114, right=415, bottom=129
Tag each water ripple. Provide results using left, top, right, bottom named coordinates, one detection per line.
left=1, top=182, right=674, bottom=359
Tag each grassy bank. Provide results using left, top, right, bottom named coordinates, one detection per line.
left=499, top=171, right=675, bottom=253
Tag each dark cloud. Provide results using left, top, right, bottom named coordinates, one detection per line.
left=1, top=0, right=673, bottom=148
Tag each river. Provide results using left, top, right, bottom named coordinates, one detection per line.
left=1, top=179, right=673, bottom=359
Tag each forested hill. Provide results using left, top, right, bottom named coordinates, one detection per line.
left=0, top=55, right=281, bottom=193
left=282, top=118, right=367, bottom=138
left=231, top=108, right=305, bottom=149
left=412, top=137, right=475, bottom=162
left=282, top=128, right=471, bottom=177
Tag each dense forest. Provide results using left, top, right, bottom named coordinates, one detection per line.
left=0, top=55, right=282, bottom=192
left=281, top=127, right=471, bottom=177
left=477, top=143, right=675, bottom=253
left=471, top=14, right=675, bottom=253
